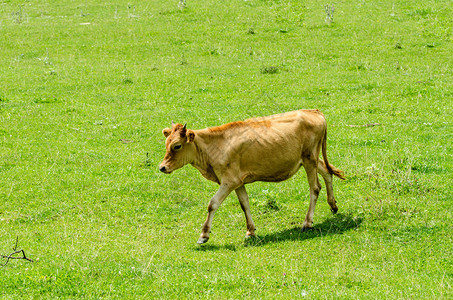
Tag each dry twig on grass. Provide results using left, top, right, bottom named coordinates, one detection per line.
left=1, top=237, right=33, bottom=266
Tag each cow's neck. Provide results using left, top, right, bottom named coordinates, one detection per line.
left=190, top=130, right=221, bottom=184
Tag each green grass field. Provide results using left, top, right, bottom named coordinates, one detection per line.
left=1, top=0, right=452, bottom=298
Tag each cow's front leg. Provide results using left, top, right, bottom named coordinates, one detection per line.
left=198, top=184, right=234, bottom=244
left=235, top=185, right=256, bottom=238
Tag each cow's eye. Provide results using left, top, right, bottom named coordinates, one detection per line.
left=173, top=144, right=182, bottom=151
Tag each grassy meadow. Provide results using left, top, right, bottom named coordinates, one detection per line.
left=1, top=0, right=452, bottom=298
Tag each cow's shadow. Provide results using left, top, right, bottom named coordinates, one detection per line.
left=245, top=212, right=363, bottom=247
left=195, top=212, right=362, bottom=251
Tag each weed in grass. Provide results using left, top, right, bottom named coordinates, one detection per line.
left=127, top=4, right=139, bottom=18
left=324, top=4, right=335, bottom=25
left=139, top=152, right=152, bottom=168
left=178, top=0, right=187, bottom=10
left=180, top=53, right=188, bottom=65
left=11, top=6, right=28, bottom=24
left=255, top=189, right=280, bottom=213
left=33, top=96, right=60, bottom=104
left=261, top=66, right=279, bottom=74
left=121, top=63, right=134, bottom=84
left=79, top=8, right=89, bottom=17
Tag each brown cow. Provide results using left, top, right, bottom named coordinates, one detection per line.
left=159, top=109, right=345, bottom=244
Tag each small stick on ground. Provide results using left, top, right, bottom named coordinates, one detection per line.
left=1, top=237, right=34, bottom=266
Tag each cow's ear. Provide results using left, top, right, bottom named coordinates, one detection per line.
left=162, top=128, right=172, bottom=137
left=186, top=130, right=195, bottom=143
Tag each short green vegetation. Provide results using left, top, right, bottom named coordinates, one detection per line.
left=1, top=0, right=452, bottom=298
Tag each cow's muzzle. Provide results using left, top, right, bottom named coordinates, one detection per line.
left=159, top=164, right=171, bottom=174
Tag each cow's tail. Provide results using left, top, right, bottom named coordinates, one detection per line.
left=322, top=127, right=346, bottom=180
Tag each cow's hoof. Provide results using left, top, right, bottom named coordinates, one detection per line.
left=301, top=226, right=313, bottom=232
left=331, top=207, right=338, bottom=214
left=245, top=234, right=256, bottom=240
left=197, top=237, right=209, bottom=244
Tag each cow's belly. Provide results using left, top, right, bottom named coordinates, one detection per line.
left=240, top=157, right=303, bottom=184
left=233, top=131, right=307, bottom=184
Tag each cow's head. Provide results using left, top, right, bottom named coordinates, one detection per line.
left=159, top=122, right=195, bottom=174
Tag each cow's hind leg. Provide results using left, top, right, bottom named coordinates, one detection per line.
left=198, top=184, right=234, bottom=244
left=235, top=185, right=256, bottom=238
left=318, top=159, right=338, bottom=213
left=302, top=156, right=322, bottom=231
